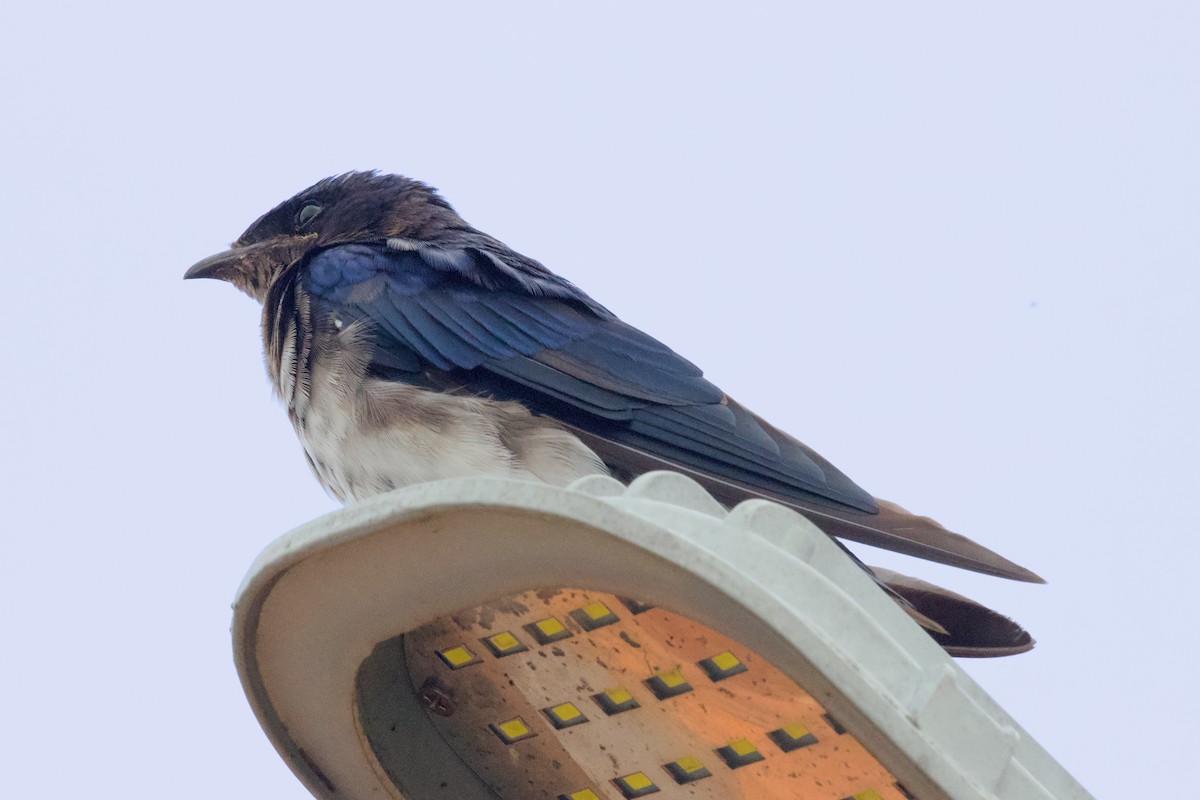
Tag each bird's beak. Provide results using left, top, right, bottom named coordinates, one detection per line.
left=184, top=235, right=317, bottom=282
left=184, top=247, right=243, bottom=281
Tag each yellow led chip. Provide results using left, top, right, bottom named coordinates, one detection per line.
left=583, top=601, right=609, bottom=619
left=543, top=701, right=588, bottom=729
left=481, top=630, right=528, bottom=657
left=698, top=650, right=748, bottom=682
left=489, top=716, right=536, bottom=744
left=498, top=719, right=528, bottom=738
left=849, top=792, right=884, bottom=800
left=716, top=737, right=765, bottom=768
left=436, top=645, right=480, bottom=670
left=558, top=790, right=602, bottom=800
left=716, top=652, right=739, bottom=669
left=613, top=771, right=659, bottom=797
left=554, top=703, right=582, bottom=720
left=525, top=616, right=573, bottom=644
left=665, top=755, right=712, bottom=784
left=768, top=721, right=819, bottom=752
left=570, top=600, right=619, bottom=631
left=645, top=668, right=692, bottom=699
left=731, top=739, right=756, bottom=756
left=593, top=687, right=640, bottom=715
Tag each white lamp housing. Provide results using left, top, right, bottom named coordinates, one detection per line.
left=232, top=471, right=1092, bottom=800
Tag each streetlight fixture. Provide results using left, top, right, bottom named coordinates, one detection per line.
left=233, top=471, right=1091, bottom=800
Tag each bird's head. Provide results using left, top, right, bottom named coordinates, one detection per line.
left=184, top=171, right=462, bottom=301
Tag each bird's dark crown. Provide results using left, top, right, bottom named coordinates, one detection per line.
left=237, top=171, right=460, bottom=248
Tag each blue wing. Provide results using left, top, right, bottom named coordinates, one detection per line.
left=302, top=242, right=879, bottom=513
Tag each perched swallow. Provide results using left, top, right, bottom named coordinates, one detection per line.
left=186, top=171, right=1040, bottom=655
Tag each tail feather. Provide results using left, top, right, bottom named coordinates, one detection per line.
left=872, top=567, right=1035, bottom=657
left=568, top=424, right=1039, bottom=657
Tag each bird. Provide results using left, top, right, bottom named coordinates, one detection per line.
left=185, top=171, right=1040, bottom=656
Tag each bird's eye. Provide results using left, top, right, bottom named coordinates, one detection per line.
left=296, top=204, right=323, bottom=227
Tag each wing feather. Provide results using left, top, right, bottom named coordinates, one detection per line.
left=301, top=242, right=1041, bottom=582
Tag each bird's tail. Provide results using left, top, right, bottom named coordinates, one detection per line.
left=828, top=539, right=1032, bottom=656
left=873, top=567, right=1034, bottom=657
left=567, top=424, right=1039, bottom=655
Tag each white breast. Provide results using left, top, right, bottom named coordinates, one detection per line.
left=295, top=373, right=609, bottom=504
left=276, top=316, right=609, bottom=503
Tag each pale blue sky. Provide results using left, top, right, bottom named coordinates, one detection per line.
left=3, top=3, right=1196, bottom=796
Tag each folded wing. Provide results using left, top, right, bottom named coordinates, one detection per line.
left=302, top=242, right=1040, bottom=583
